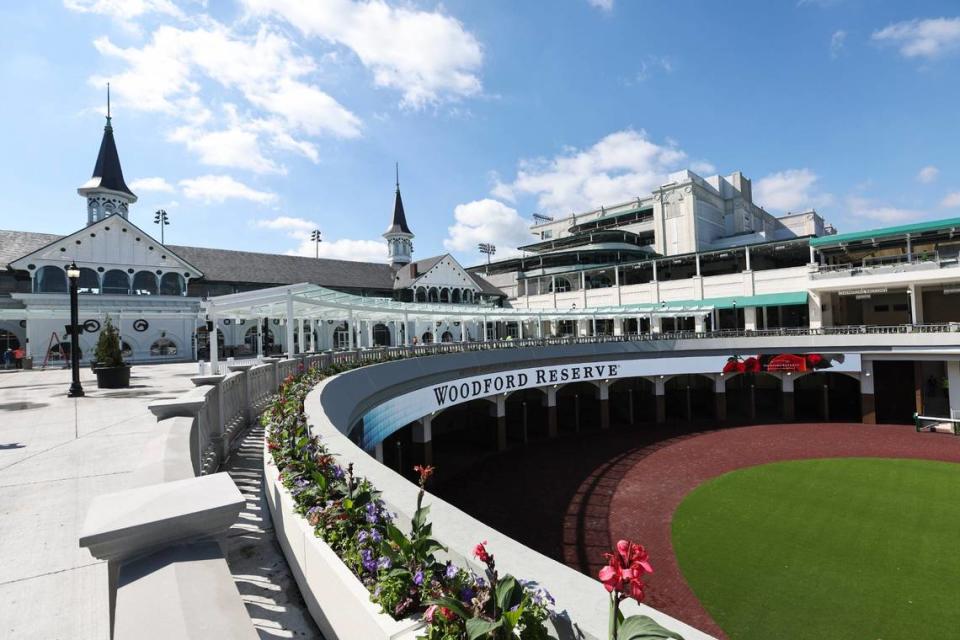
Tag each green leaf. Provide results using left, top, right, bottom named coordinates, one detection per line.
left=495, top=575, right=518, bottom=613
left=425, top=596, right=470, bottom=621
left=466, top=617, right=502, bottom=640
left=616, top=615, right=685, bottom=640
left=412, top=503, right=431, bottom=532
left=310, top=471, right=327, bottom=492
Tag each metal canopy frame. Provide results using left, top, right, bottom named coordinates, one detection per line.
left=202, top=283, right=716, bottom=322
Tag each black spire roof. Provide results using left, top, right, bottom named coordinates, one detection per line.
left=88, top=117, right=136, bottom=198
left=385, top=164, right=412, bottom=235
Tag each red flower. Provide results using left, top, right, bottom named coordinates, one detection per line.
left=598, top=540, right=653, bottom=602
left=413, top=464, right=435, bottom=484
left=425, top=604, right=455, bottom=623
left=473, top=540, right=492, bottom=564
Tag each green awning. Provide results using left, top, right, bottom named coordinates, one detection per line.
left=618, top=290, right=807, bottom=313
left=810, top=216, right=960, bottom=248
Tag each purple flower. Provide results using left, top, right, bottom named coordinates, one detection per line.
left=361, top=549, right=376, bottom=573
left=460, top=587, right=475, bottom=602
left=413, top=568, right=424, bottom=586
left=357, top=530, right=369, bottom=544
left=377, top=556, right=391, bottom=570
left=365, top=502, right=379, bottom=524
left=370, top=529, right=383, bottom=544
left=332, top=466, right=345, bottom=480
left=445, top=563, right=457, bottom=580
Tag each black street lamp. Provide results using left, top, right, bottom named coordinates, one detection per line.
left=66, top=262, right=84, bottom=398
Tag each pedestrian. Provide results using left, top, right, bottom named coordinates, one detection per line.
left=2, top=348, right=11, bottom=370
left=13, top=347, right=24, bottom=369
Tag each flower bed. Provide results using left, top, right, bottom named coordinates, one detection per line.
left=264, top=365, right=555, bottom=639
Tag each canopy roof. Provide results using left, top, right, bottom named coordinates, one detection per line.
left=201, top=283, right=789, bottom=321
left=810, top=216, right=960, bottom=248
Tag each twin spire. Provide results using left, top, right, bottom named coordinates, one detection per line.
left=386, top=162, right=413, bottom=235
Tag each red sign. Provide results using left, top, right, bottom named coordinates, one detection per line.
left=723, top=353, right=834, bottom=374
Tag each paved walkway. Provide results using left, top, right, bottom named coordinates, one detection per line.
left=0, top=364, right=319, bottom=639
left=223, top=424, right=321, bottom=639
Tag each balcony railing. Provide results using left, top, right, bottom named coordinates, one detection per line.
left=811, top=253, right=957, bottom=280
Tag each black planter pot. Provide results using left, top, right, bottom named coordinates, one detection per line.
left=94, top=364, right=131, bottom=389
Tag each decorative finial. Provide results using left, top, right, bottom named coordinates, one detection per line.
left=395, top=162, right=399, bottom=191
left=106, top=82, right=112, bottom=128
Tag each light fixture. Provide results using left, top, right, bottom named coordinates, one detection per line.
left=66, top=262, right=81, bottom=280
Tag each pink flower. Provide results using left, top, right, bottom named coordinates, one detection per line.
left=599, top=539, right=653, bottom=602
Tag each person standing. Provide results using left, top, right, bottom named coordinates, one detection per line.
left=13, top=346, right=25, bottom=369
left=3, top=349, right=11, bottom=370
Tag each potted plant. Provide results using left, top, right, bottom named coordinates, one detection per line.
left=93, top=316, right=130, bottom=388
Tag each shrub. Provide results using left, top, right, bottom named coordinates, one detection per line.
left=94, top=316, right=125, bottom=367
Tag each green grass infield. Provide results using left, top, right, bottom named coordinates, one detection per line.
left=672, top=457, right=960, bottom=640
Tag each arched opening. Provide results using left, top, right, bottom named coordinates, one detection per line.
left=464, top=290, right=474, bottom=304
left=416, top=288, right=427, bottom=302
left=102, top=270, right=130, bottom=295
left=421, top=331, right=434, bottom=344
left=77, top=268, right=100, bottom=294
left=121, top=341, right=134, bottom=359
left=431, top=398, right=501, bottom=457
left=506, top=388, right=549, bottom=441
left=49, top=340, right=81, bottom=362
left=609, top=377, right=656, bottom=426
left=440, top=331, right=454, bottom=343
left=0, top=329, right=21, bottom=352
left=195, top=326, right=224, bottom=360
left=665, top=374, right=715, bottom=422
left=243, top=325, right=274, bottom=355
left=550, top=277, right=572, bottom=293
left=133, top=271, right=158, bottom=295
left=160, top=272, right=185, bottom=296
left=725, top=373, right=783, bottom=422
left=556, top=382, right=600, bottom=433
left=440, top=288, right=450, bottom=303
left=451, top=289, right=461, bottom=303
left=794, top=372, right=861, bottom=422
left=150, top=337, right=178, bottom=357
left=373, top=323, right=391, bottom=346
left=428, top=288, right=439, bottom=303
left=36, top=266, right=67, bottom=293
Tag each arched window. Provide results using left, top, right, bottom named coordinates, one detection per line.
left=0, top=329, right=20, bottom=351
left=372, top=324, right=391, bottom=346
left=76, top=268, right=100, bottom=294
left=421, top=331, right=434, bottom=344
left=451, top=289, right=461, bottom=303
left=133, top=271, right=158, bottom=296
left=36, top=266, right=67, bottom=293
left=150, top=337, right=178, bottom=356
left=415, top=288, right=427, bottom=302
left=102, top=270, right=130, bottom=295
left=428, top=288, right=439, bottom=303
left=440, top=288, right=450, bottom=303
left=121, top=341, right=134, bottom=359
left=160, top=273, right=185, bottom=296
left=440, top=331, right=454, bottom=343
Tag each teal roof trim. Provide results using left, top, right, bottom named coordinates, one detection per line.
left=810, top=217, right=960, bottom=247
left=618, top=290, right=807, bottom=312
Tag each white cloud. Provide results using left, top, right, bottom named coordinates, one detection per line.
left=444, top=199, right=532, bottom=263
left=241, top=0, right=483, bottom=108
left=179, top=175, right=276, bottom=204
left=754, top=169, right=833, bottom=212
left=917, top=165, right=940, bottom=184
left=129, top=176, right=175, bottom=193
left=830, top=30, right=847, bottom=58
left=631, top=55, right=673, bottom=83
left=289, top=237, right=387, bottom=262
left=690, top=161, right=716, bottom=175
left=845, top=195, right=923, bottom=224
left=64, top=0, right=183, bottom=25
left=588, top=0, right=614, bottom=12
left=89, top=22, right=361, bottom=171
left=941, top=192, right=960, bottom=208
left=492, top=129, right=688, bottom=215
left=255, top=215, right=317, bottom=231
left=872, top=18, right=960, bottom=59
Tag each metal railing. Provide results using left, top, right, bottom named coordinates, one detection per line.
left=812, top=253, right=955, bottom=280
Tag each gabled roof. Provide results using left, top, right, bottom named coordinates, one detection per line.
left=0, top=230, right=61, bottom=268
left=79, top=119, right=136, bottom=199
left=391, top=253, right=504, bottom=296
left=168, top=245, right=396, bottom=290
left=384, top=188, right=412, bottom=235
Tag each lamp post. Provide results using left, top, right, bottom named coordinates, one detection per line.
left=478, top=242, right=496, bottom=265
left=153, top=210, right=169, bottom=244
left=66, top=262, right=84, bottom=398
left=310, top=229, right=322, bottom=258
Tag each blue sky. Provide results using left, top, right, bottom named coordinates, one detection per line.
left=1, top=1, right=959, bottom=266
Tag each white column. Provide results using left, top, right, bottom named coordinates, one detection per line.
left=461, top=320, right=468, bottom=343
left=366, top=320, right=374, bottom=348
left=209, top=311, right=219, bottom=372
left=614, top=318, right=623, bottom=336
left=745, top=246, right=752, bottom=271
left=518, top=320, right=524, bottom=339
left=694, top=314, right=705, bottom=333
left=695, top=253, right=701, bottom=276
left=910, top=285, right=924, bottom=325
left=285, top=290, right=295, bottom=356
left=413, top=415, right=432, bottom=443
left=403, top=313, right=410, bottom=346
left=297, top=318, right=305, bottom=353
left=347, top=311, right=355, bottom=350
left=744, top=307, right=757, bottom=331
left=257, top=317, right=264, bottom=357
left=482, top=317, right=489, bottom=341
left=809, top=245, right=816, bottom=265
left=947, top=361, right=960, bottom=418
left=906, top=234, right=913, bottom=262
